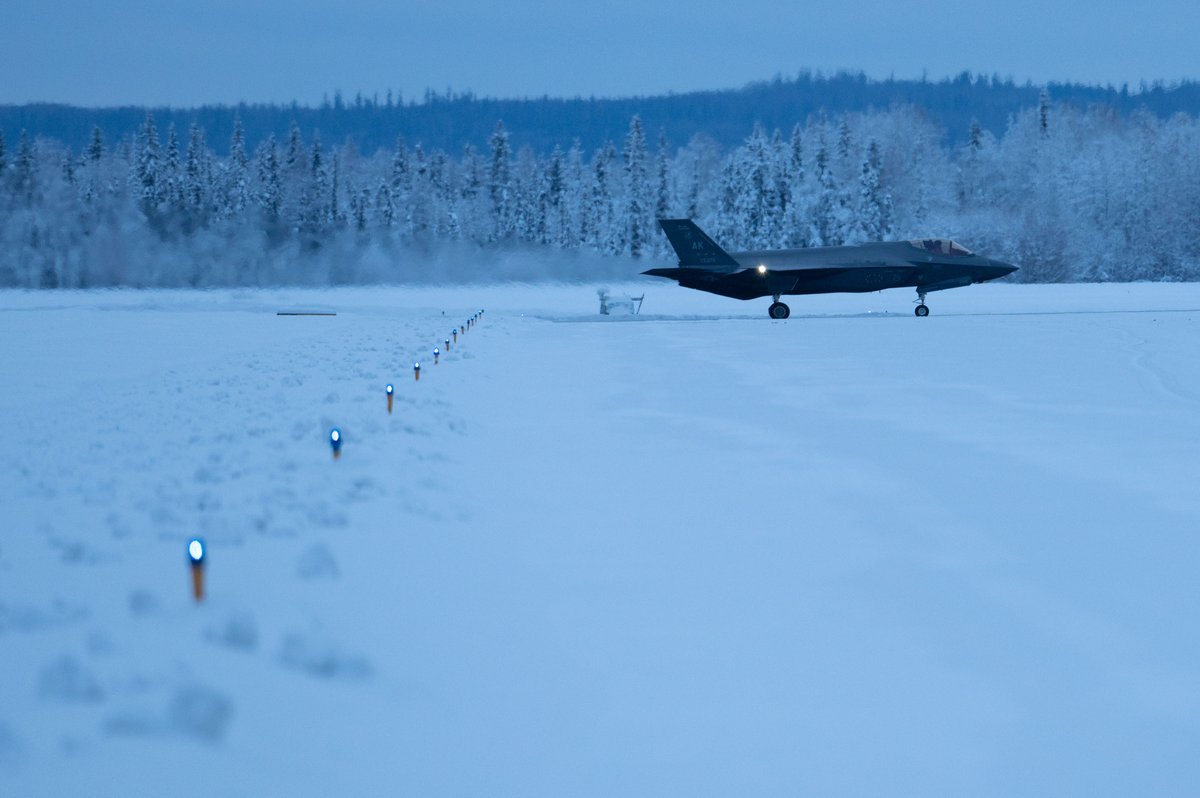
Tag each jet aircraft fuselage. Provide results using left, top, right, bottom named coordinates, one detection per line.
left=644, top=219, right=1018, bottom=318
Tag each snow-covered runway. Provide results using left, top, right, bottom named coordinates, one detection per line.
left=2, top=282, right=1198, bottom=796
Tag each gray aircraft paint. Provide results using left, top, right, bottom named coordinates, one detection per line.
left=646, top=219, right=1017, bottom=317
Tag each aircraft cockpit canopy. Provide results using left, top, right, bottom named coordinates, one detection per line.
left=910, top=238, right=973, bottom=257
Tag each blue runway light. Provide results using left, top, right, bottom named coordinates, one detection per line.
left=434, top=347, right=440, bottom=356
left=330, top=428, right=343, bottom=455
left=188, top=538, right=205, bottom=563
left=386, top=384, right=394, bottom=395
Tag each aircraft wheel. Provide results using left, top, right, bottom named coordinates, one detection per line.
left=914, top=304, right=930, bottom=317
left=769, top=302, right=791, bottom=320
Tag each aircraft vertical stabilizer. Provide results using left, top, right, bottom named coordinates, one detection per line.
left=658, top=219, right=741, bottom=269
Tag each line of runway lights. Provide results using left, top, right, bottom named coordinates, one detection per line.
left=187, top=308, right=484, bottom=602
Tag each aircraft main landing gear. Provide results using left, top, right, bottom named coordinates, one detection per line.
left=914, top=290, right=930, bottom=317
left=768, top=296, right=790, bottom=319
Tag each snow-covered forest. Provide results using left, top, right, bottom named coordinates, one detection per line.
left=2, top=94, right=1199, bottom=287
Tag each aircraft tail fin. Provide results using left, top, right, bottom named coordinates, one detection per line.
left=658, top=219, right=741, bottom=269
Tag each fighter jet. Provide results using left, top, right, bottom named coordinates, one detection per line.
left=644, top=219, right=1018, bottom=318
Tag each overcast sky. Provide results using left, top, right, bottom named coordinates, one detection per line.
left=5, top=0, right=1198, bottom=107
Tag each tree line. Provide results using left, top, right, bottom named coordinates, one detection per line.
left=1, top=94, right=1198, bottom=287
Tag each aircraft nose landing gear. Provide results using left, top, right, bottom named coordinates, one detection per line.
left=914, top=290, right=930, bottom=317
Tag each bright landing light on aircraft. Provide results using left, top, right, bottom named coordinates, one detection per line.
left=757, top=264, right=767, bottom=274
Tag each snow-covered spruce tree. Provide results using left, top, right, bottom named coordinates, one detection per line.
left=830, top=118, right=861, bottom=245
left=855, top=139, right=892, bottom=242
left=227, top=116, right=249, bottom=219
left=163, top=124, right=182, bottom=217
left=13, top=131, right=37, bottom=206
left=285, top=121, right=304, bottom=171
left=183, top=123, right=210, bottom=230
left=328, top=150, right=342, bottom=226
left=457, top=143, right=485, bottom=240
left=655, top=130, right=671, bottom=222
left=254, top=134, right=282, bottom=234
left=1003, top=102, right=1070, bottom=281
left=407, top=143, right=430, bottom=237
left=384, top=136, right=408, bottom=237
left=488, top=121, right=512, bottom=241
left=781, top=123, right=810, bottom=247
left=78, top=127, right=105, bottom=207
left=352, top=185, right=369, bottom=232
left=511, top=145, right=541, bottom=243
left=676, top=133, right=722, bottom=227
left=584, top=142, right=618, bottom=253
left=543, top=144, right=565, bottom=247
left=622, top=115, right=650, bottom=257
left=956, top=118, right=985, bottom=211
left=296, top=132, right=328, bottom=246
left=764, top=128, right=789, bottom=248
left=715, top=156, right=738, bottom=245
left=559, top=140, right=585, bottom=249
left=810, top=131, right=838, bottom=246
left=390, top=135, right=411, bottom=198
left=135, top=113, right=160, bottom=217
left=374, top=179, right=394, bottom=229
left=87, top=125, right=103, bottom=163
left=427, top=146, right=457, bottom=239
left=837, top=118, right=853, bottom=165
left=428, top=146, right=454, bottom=238
left=61, top=150, right=76, bottom=187
left=432, top=149, right=462, bottom=240
left=740, top=123, right=777, bottom=249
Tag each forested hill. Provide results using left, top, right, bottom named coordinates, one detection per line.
left=5, top=71, right=1200, bottom=157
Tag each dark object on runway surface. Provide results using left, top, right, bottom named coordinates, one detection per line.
left=644, top=219, right=1018, bottom=319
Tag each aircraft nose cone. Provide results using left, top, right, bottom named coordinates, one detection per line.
left=989, top=259, right=1018, bottom=277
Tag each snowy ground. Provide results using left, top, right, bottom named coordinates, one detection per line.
left=2, top=281, right=1199, bottom=796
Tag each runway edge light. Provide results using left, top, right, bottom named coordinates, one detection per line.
left=386, top=383, right=394, bottom=414
left=188, top=538, right=206, bottom=602
left=330, top=427, right=343, bottom=459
